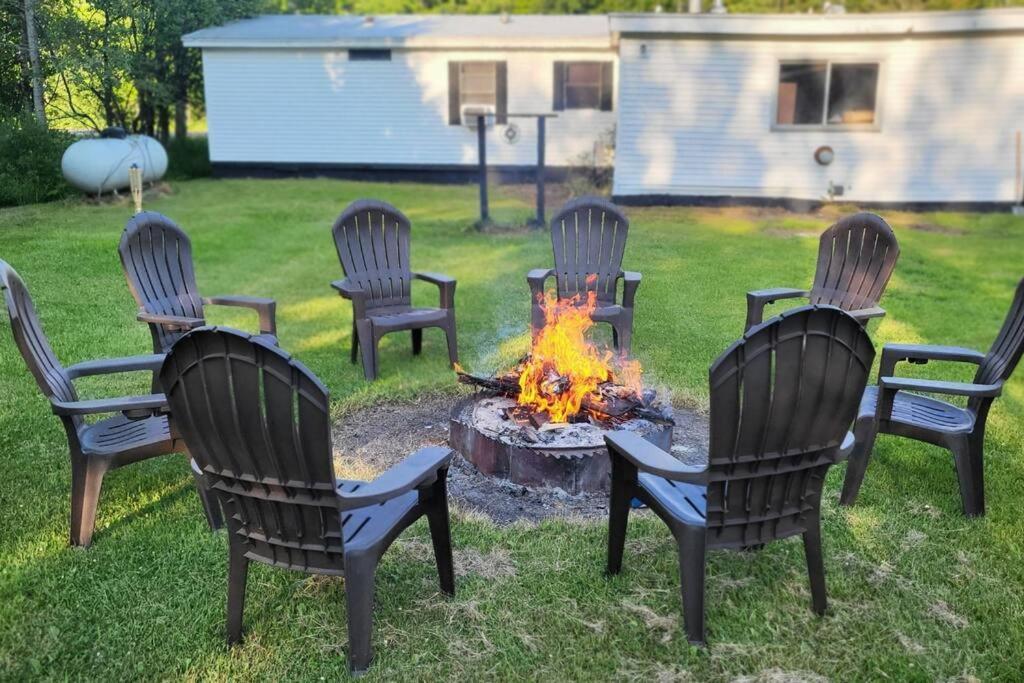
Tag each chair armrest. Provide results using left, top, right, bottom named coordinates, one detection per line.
left=879, top=343, right=986, bottom=378
left=66, top=354, right=165, bottom=380
left=137, top=311, right=204, bottom=331
left=202, top=295, right=277, bottom=336
left=875, top=377, right=1003, bottom=422
left=879, top=376, right=1003, bottom=399
left=745, top=287, right=809, bottom=330
left=605, top=431, right=708, bottom=484
left=331, top=279, right=368, bottom=319
left=846, top=306, right=886, bottom=323
left=527, top=268, right=554, bottom=297
left=619, top=271, right=641, bottom=308
left=413, top=272, right=456, bottom=309
left=336, top=446, right=454, bottom=510
left=51, top=393, right=167, bottom=417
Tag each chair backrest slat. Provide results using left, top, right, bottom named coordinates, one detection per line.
left=119, top=212, right=204, bottom=352
left=810, top=213, right=899, bottom=311
left=161, top=328, right=344, bottom=573
left=0, top=262, right=80, bottom=428
left=332, top=200, right=412, bottom=310
left=975, top=278, right=1024, bottom=387
left=550, top=197, right=629, bottom=304
left=707, top=306, right=874, bottom=547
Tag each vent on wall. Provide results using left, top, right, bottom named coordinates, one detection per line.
left=349, top=49, right=391, bottom=61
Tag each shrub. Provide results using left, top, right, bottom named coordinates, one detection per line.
left=0, top=116, right=75, bottom=208
left=165, top=135, right=211, bottom=180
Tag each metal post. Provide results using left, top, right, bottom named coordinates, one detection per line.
left=477, top=114, right=489, bottom=223
left=535, top=116, right=546, bottom=226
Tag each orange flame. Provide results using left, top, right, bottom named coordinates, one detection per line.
left=517, top=282, right=642, bottom=423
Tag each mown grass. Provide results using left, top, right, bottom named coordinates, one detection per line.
left=0, top=179, right=1021, bottom=681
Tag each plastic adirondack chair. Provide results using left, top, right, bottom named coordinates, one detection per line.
left=119, top=211, right=277, bottom=354
left=841, top=278, right=1024, bottom=517
left=745, top=213, right=899, bottom=331
left=528, top=197, right=640, bottom=354
left=331, top=199, right=458, bottom=381
left=159, top=327, right=455, bottom=674
left=605, top=306, right=875, bottom=645
left=0, top=261, right=221, bottom=547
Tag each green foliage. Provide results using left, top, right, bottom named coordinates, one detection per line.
left=0, top=114, right=74, bottom=207
left=165, top=135, right=211, bottom=180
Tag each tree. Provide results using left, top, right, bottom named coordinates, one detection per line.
left=23, top=0, right=46, bottom=125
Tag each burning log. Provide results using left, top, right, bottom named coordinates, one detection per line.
left=457, top=370, right=674, bottom=426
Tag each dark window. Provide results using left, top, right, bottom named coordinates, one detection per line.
left=553, top=62, right=613, bottom=112
left=776, top=61, right=879, bottom=127
left=827, top=64, right=879, bottom=125
left=447, top=61, right=507, bottom=125
left=349, top=49, right=391, bottom=61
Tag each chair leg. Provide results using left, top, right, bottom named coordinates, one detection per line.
left=350, top=320, right=359, bottom=364
left=839, top=417, right=878, bottom=507
left=607, top=472, right=631, bottom=575
left=611, top=326, right=619, bottom=351
left=190, top=459, right=223, bottom=531
left=69, top=453, right=108, bottom=547
left=530, top=301, right=545, bottom=345
left=803, top=517, right=828, bottom=616
left=355, top=319, right=377, bottom=381
left=952, top=435, right=986, bottom=517
left=344, top=551, right=377, bottom=675
left=227, top=537, right=249, bottom=645
left=444, top=318, right=459, bottom=366
left=676, top=525, right=707, bottom=646
left=424, top=472, right=455, bottom=596
left=412, top=328, right=422, bottom=356
left=615, top=317, right=633, bottom=357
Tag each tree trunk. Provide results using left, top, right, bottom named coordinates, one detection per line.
left=158, top=106, right=170, bottom=143
left=175, top=99, right=187, bottom=140
left=23, top=0, right=47, bottom=127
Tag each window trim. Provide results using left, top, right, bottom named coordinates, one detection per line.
left=771, top=59, right=884, bottom=133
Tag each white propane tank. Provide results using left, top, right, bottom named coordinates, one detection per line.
left=61, top=134, right=168, bottom=195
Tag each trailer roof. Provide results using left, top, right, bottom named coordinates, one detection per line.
left=610, top=8, right=1024, bottom=38
left=182, top=14, right=612, bottom=49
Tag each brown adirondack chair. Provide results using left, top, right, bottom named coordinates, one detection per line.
left=119, top=211, right=278, bottom=354
left=331, top=199, right=458, bottom=381
left=0, top=261, right=221, bottom=547
left=745, top=213, right=899, bottom=331
left=841, top=278, right=1024, bottom=517
left=605, top=306, right=874, bottom=644
left=529, top=197, right=640, bottom=354
left=159, top=327, right=455, bottom=674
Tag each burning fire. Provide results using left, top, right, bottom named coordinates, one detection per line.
left=516, top=285, right=642, bottom=423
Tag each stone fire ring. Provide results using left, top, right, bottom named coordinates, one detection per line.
left=448, top=395, right=673, bottom=495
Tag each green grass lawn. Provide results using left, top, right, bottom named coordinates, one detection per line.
left=0, top=179, right=1022, bottom=681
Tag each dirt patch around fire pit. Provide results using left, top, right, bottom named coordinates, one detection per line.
left=332, top=393, right=709, bottom=525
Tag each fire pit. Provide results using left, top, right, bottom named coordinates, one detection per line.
left=449, top=284, right=673, bottom=494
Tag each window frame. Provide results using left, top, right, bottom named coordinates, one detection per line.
left=771, top=58, right=884, bottom=133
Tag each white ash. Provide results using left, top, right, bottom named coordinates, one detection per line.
left=461, top=396, right=670, bottom=449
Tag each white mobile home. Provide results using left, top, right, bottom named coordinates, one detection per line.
left=186, top=9, right=1024, bottom=208
left=611, top=9, right=1024, bottom=208
left=182, top=15, right=618, bottom=180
